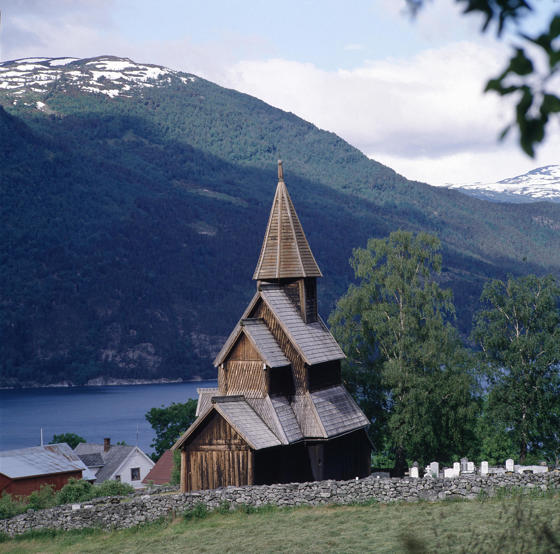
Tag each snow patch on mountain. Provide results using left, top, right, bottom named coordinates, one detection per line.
left=447, top=165, right=560, bottom=203
left=0, top=56, right=196, bottom=99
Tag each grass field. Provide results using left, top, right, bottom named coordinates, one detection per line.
left=1, top=492, right=559, bottom=553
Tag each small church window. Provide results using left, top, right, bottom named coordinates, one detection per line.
left=131, top=467, right=140, bottom=480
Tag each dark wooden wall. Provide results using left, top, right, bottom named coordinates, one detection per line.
left=321, top=430, right=371, bottom=480
left=184, top=412, right=253, bottom=492
left=307, top=360, right=341, bottom=391
left=255, top=443, right=313, bottom=485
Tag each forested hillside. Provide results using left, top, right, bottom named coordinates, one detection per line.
left=1, top=56, right=560, bottom=386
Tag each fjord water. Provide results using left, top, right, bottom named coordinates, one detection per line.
left=0, top=381, right=216, bottom=456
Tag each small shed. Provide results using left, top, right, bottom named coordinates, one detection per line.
left=0, top=443, right=93, bottom=497
left=142, top=449, right=174, bottom=486
left=173, top=162, right=371, bottom=492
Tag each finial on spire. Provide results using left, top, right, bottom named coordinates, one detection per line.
left=278, top=159, right=284, bottom=182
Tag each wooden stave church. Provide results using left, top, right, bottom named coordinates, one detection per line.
left=173, top=161, right=371, bottom=492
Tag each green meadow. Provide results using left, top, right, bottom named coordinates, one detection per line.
left=2, top=492, right=559, bottom=553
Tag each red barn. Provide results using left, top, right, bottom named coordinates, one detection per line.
left=0, top=444, right=92, bottom=497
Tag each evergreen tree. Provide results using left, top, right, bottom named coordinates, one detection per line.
left=473, top=274, right=560, bottom=463
left=330, top=230, right=477, bottom=473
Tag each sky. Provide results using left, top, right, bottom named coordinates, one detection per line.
left=0, top=0, right=558, bottom=186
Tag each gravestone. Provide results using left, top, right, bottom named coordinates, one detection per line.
left=460, top=457, right=468, bottom=473
left=480, top=461, right=489, bottom=475
left=410, top=466, right=419, bottom=478
left=430, top=461, right=439, bottom=478
left=506, top=458, right=514, bottom=472
left=453, top=462, right=461, bottom=477
left=467, top=461, right=475, bottom=473
left=444, top=468, right=455, bottom=478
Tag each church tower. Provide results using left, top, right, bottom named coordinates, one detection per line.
left=253, top=160, right=321, bottom=323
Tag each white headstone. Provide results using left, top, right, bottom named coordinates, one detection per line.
left=453, top=462, right=461, bottom=476
left=460, top=457, right=468, bottom=473
left=430, top=461, right=439, bottom=478
left=444, top=468, right=455, bottom=478
left=467, top=461, right=475, bottom=473
left=506, top=458, right=514, bottom=472
left=410, top=466, right=419, bottom=478
left=481, top=461, right=489, bottom=475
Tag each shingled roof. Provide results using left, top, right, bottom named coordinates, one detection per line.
left=214, top=285, right=344, bottom=368
left=260, top=284, right=345, bottom=365
left=253, top=161, right=322, bottom=280
left=174, top=396, right=282, bottom=451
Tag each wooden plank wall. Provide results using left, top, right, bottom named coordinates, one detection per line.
left=253, top=301, right=308, bottom=393
left=226, top=361, right=267, bottom=396
left=185, top=412, right=252, bottom=491
left=224, top=334, right=267, bottom=395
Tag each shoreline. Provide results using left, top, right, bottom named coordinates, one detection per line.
left=0, top=376, right=217, bottom=391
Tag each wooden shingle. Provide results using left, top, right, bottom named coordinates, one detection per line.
left=310, top=386, right=370, bottom=437
left=253, top=163, right=322, bottom=280
left=260, top=285, right=345, bottom=365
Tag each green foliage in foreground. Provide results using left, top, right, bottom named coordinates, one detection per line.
left=1, top=492, right=558, bottom=553
left=0, top=479, right=134, bottom=519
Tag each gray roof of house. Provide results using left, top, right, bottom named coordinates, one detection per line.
left=0, top=443, right=91, bottom=479
left=242, top=319, right=290, bottom=367
left=77, top=452, right=104, bottom=468
left=260, top=285, right=345, bottom=365
left=310, top=386, right=370, bottom=437
left=93, top=445, right=136, bottom=483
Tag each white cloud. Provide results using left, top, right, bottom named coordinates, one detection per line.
left=220, top=41, right=530, bottom=184
left=1, top=0, right=556, bottom=186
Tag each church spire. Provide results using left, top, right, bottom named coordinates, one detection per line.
left=253, top=161, right=322, bottom=281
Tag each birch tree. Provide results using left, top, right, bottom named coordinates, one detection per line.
left=330, top=230, right=477, bottom=473
left=473, top=274, right=560, bottom=463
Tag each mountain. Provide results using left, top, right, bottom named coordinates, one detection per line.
left=1, top=55, right=560, bottom=387
left=447, top=165, right=560, bottom=203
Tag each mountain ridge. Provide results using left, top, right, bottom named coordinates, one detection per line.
left=447, top=165, right=560, bottom=203
left=1, top=55, right=560, bottom=387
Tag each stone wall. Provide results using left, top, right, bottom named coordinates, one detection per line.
left=1, top=472, right=559, bottom=537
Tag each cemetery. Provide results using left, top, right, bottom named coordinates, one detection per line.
left=409, top=458, right=550, bottom=479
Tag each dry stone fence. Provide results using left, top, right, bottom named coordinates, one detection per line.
left=1, top=471, right=559, bottom=537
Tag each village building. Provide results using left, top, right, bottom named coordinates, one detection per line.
left=142, top=449, right=174, bottom=486
left=173, top=161, right=371, bottom=492
left=0, top=443, right=94, bottom=497
left=75, top=438, right=154, bottom=490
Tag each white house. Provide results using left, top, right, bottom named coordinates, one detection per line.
left=75, top=438, right=154, bottom=490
